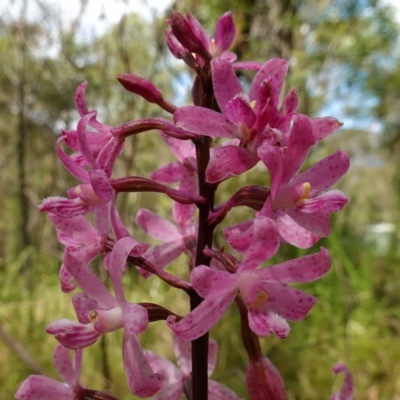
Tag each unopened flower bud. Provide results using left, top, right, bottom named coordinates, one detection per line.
left=117, top=74, right=163, bottom=103
left=168, top=10, right=206, bottom=54
left=166, top=28, right=186, bottom=59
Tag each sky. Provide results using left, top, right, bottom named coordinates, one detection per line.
left=0, top=0, right=173, bottom=40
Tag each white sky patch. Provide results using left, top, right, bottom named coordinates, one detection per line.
left=0, top=0, right=173, bottom=38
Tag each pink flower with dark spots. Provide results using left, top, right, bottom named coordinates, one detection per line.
left=168, top=215, right=331, bottom=340
left=175, top=57, right=293, bottom=182
left=46, top=238, right=164, bottom=398
left=258, top=140, right=350, bottom=248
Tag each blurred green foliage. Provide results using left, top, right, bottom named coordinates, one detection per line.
left=1, top=0, right=400, bottom=399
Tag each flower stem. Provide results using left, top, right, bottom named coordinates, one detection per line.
left=190, top=62, right=216, bottom=400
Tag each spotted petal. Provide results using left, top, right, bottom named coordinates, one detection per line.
left=123, top=334, right=165, bottom=397
left=167, top=288, right=237, bottom=340
left=15, top=375, right=73, bottom=400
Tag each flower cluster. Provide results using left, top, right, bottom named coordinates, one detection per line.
left=16, top=10, right=353, bottom=400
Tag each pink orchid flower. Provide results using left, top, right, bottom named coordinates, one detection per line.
left=168, top=214, right=331, bottom=340
left=15, top=345, right=84, bottom=400
left=145, top=334, right=243, bottom=400
left=174, top=57, right=290, bottom=182
left=175, top=58, right=343, bottom=183
left=257, top=140, right=350, bottom=248
left=223, top=124, right=349, bottom=250
left=39, top=82, right=123, bottom=220
left=46, top=238, right=164, bottom=398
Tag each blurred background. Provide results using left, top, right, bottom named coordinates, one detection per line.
left=1, top=0, right=400, bottom=399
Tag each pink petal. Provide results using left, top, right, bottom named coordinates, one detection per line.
left=282, top=88, right=299, bottom=115
left=49, top=214, right=100, bottom=247
left=89, top=169, right=113, bottom=203
left=109, top=237, right=148, bottom=303
left=110, top=195, right=130, bottom=240
left=174, top=106, right=236, bottom=138
left=290, top=150, right=350, bottom=193
left=76, top=112, right=98, bottom=168
left=145, top=350, right=182, bottom=384
left=220, top=50, right=237, bottom=62
left=77, top=245, right=105, bottom=267
left=38, top=197, right=92, bottom=218
left=71, top=293, right=99, bottom=324
left=249, top=58, right=289, bottom=105
left=74, top=81, right=90, bottom=117
left=63, top=248, right=117, bottom=309
left=167, top=289, right=237, bottom=340
left=257, top=247, right=331, bottom=283
left=214, top=12, right=236, bottom=52
left=282, top=114, right=314, bottom=184
left=330, top=364, right=354, bottom=400
left=246, top=357, right=286, bottom=400
left=56, top=137, right=89, bottom=183
left=298, top=190, right=349, bottom=213
left=152, top=381, right=183, bottom=400
left=150, top=162, right=185, bottom=184
left=96, top=136, right=124, bottom=177
left=94, top=201, right=110, bottom=237
left=211, top=58, right=243, bottom=112
left=173, top=334, right=191, bottom=376
left=173, top=168, right=197, bottom=226
left=122, top=302, right=149, bottom=335
left=248, top=310, right=290, bottom=339
left=312, top=117, right=343, bottom=144
left=136, top=209, right=181, bottom=241
left=225, top=96, right=256, bottom=128
left=206, top=145, right=258, bottom=183
left=223, top=220, right=254, bottom=253
left=123, top=334, right=165, bottom=397
left=191, top=265, right=238, bottom=298
left=46, top=319, right=101, bottom=349
left=62, top=128, right=111, bottom=155
left=260, top=282, right=317, bottom=322
left=233, top=61, right=263, bottom=71
left=53, top=345, right=80, bottom=389
left=208, top=379, right=243, bottom=400
left=257, top=144, right=283, bottom=198
left=160, top=131, right=195, bottom=162
left=141, top=240, right=186, bottom=278
left=275, top=210, right=320, bottom=249
left=72, top=349, right=82, bottom=386
left=239, top=216, right=280, bottom=272
left=207, top=339, right=219, bottom=377
left=186, top=12, right=209, bottom=50
left=286, top=208, right=331, bottom=236
left=15, top=375, right=73, bottom=400
left=59, top=265, right=76, bottom=293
